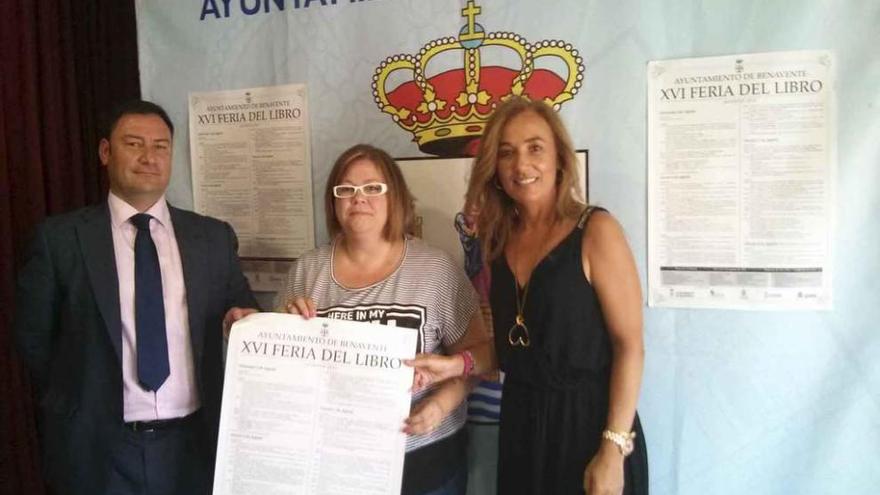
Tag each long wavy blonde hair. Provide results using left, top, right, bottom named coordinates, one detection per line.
left=465, top=97, right=585, bottom=262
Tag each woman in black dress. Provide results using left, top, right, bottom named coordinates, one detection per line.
left=465, top=96, right=649, bottom=495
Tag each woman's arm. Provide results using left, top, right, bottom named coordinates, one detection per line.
left=447, top=310, right=496, bottom=376
left=407, top=311, right=497, bottom=389
left=403, top=376, right=472, bottom=435
left=582, top=211, right=644, bottom=495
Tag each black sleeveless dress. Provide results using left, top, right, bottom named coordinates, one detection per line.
left=491, top=209, right=649, bottom=494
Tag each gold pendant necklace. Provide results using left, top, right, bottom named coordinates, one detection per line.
left=507, top=217, right=561, bottom=348
left=508, top=278, right=531, bottom=347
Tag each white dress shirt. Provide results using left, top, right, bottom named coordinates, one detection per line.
left=108, top=192, right=199, bottom=422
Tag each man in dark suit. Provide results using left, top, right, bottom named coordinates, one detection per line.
left=15, top=100, right=259, bottom=494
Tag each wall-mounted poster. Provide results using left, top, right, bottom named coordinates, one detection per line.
left=189, top=83, right=315, bottom=261
left=397, top=151, right=588, bottom=268
left=647, top=50, right=835, bottom=310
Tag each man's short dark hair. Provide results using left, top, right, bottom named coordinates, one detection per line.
left=102, top=99, right=174, bottom=139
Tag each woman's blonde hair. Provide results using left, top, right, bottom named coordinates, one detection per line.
left=325, top=144, right=416, bottom=241
left=465, top=97, right=585, bottom=261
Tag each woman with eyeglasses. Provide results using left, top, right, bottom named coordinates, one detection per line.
left=276, top=144, right=494, bottom=495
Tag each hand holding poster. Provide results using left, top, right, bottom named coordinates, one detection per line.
left=214, top=313, right=417, bottom=495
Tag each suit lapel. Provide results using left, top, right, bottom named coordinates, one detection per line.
left=169, top=206, right=208, bottom=369
left=77, top=203, right=123, bottom=365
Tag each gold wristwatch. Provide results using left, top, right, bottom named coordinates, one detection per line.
left=602, top=429, right=636, bottom=457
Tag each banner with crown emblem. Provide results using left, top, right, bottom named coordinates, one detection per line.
left=134, top=2, right=880, bottom=494
left=136, top=0, right=589, bottom=236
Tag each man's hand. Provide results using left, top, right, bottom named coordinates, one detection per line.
left=223, top=307, right=258, bottom=338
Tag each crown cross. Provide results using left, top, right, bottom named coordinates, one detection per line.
left=460, top=1, right=482, bottom=41
left=372, top=0, right=584, bottom=155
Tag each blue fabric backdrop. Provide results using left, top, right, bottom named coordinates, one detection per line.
left=137, top=1, right=879, bottom=493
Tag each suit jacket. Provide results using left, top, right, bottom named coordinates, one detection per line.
left=14, top=201, right=257, bottom=494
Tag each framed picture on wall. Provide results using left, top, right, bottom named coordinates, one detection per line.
left=396, top=150, right=589, bottom=266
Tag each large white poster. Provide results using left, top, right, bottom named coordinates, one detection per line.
left=214, top=313, right=417, bottom=495
left=647, top=50, right=835, bottom=310
left=189, top=83, right=315, bottom=260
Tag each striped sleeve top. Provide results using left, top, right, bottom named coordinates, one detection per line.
left=277, top=236, right=480, bottom=452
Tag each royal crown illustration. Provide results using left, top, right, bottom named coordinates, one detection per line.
left=372, top=1, right=584, bottom=156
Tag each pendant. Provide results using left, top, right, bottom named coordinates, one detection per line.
left=508, top=315, right=531, bottom=347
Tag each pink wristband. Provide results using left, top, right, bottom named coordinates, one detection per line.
left=460, top=350, right=475, bottom=377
